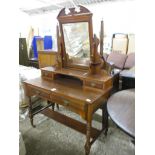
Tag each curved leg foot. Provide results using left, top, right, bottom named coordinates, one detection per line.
left=56, top=104, right=59, bottom=110
left=28, top=97, right=36, bottom=128
left=30, top=117, right=36, bottom=128
left=85, top=143, right=90, bottom=155
left=51, top=103, right=55, bottom=111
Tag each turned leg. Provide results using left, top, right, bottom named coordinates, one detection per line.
left=47, top=100, right=59, bottom=110
left=28, top=97, right=35, bottom=128
left=85, top=121, right=91, bottom=155
left=47, top=101, right=56, bottom=111
left=85, top=105, right=92, bottom=155
left=56, top=104, right=59, bottom=110
left=102, top=103, right=108, bottom=135
left=30, top=117, right=35, bottom=128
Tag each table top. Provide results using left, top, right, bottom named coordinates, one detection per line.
left=107, top=89, right=135, bottom=138
left=24, top=77, right=108, bottom=105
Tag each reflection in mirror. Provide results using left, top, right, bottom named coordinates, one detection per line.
left=62, top=22, right=90, bottom=65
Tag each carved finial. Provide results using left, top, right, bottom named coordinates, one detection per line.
left=89, top=34, right=102, bottom=75
left=56, top=25, right=62, bottom=68
left=100, top=20, right=104, bottom=57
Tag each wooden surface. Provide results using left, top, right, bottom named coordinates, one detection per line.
left=107, top=89, right=135, bottom=138
left=41, top=67, right=112, bottom=95
left=38, top=50, right=57, bottom=68
left=41, top=108, right=101, bottom=139
left=36, top=38, right=44, bottom=51
left=57, top=5, right=103, bottom=75
left=24, top=5, right=113, bottom=155
left=41, top=67, right=111, bottom=81
left=24, top=77, right=110, bottom=107
left=24, top=75, right=111, bottom=155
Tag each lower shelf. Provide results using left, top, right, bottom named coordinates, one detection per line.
left=32, top=103, right=53, bottom=116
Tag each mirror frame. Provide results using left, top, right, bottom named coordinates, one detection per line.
left=57, top=5, right=93, bottom=70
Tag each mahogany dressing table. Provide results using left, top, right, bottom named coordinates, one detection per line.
left=24, top=6, right=113, bottom=155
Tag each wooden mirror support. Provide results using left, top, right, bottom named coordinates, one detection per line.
left=99, top=20, right=114, bottom=75
left=41, top=6, right=113, bottom=92
left=56, top=5, right=104, bottom=75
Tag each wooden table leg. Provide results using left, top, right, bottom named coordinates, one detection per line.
left=56, top=104, right=59, bottom=110
left=28, top=97, right=35, bottom=128
left=47, top=101, right=59, bottom=110
left=85, top=121, right=91, bottom=155
left=47, top=101, right=55, bottom=110
left=102, top=103, right=108, bottom=135
left=84, top=105, right=92, bottom=155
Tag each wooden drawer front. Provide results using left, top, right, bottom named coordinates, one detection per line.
left=30, top=87, right=50, bottom=100
left=51, top=93, right=86, bottom=111
left=85, top=80, right=103, bottom=89
left=103, top=79, right=113, bottom=90
left=42, top=71, right=53, bottom=79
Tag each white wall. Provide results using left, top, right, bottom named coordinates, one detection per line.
left=19, top=0, right=135, bottom=51
left=28, top=11, right=59, bottom=50
left=87, top=1, right=136, bottom=36
left=87, top=0, right=135, bottom=53
left=18, top=11, right=31, bottom=38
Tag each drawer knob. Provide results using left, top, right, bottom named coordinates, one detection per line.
left=91, top=83, right=96, bottom=87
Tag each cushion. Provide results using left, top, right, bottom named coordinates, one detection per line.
left=107, top=52, right=127, bottom=69
left=120, top=67, right=135, bottom=78
left=124, top=53, right=135, bottom=69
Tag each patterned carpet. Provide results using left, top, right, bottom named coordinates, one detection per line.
left=19, top=105, right=135, bottom=155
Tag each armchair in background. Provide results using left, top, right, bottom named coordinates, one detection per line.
left=103, top=51, right=135, bottom=91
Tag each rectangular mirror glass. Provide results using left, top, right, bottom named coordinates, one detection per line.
left=62, top=22, right=90, bottom=66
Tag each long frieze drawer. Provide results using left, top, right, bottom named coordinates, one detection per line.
left=41, top=70, right=53, bottom=79
left=30, top=87, right=50, bottom=100
left=84, top=80, right=103, bottom=89
left=51, top=93, right=86, bottom=111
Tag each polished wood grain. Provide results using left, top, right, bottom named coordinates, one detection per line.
left=23, top=5, right=113, bottom=155
left=38, top=50, right=57, bottom=68
left=24, top=77, right=110, bottom=107
left=24, top=74, right=112, bottom=154
left=56, top=5, right=104, bottom=75
left=41, top=108, right=100, bottom=139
